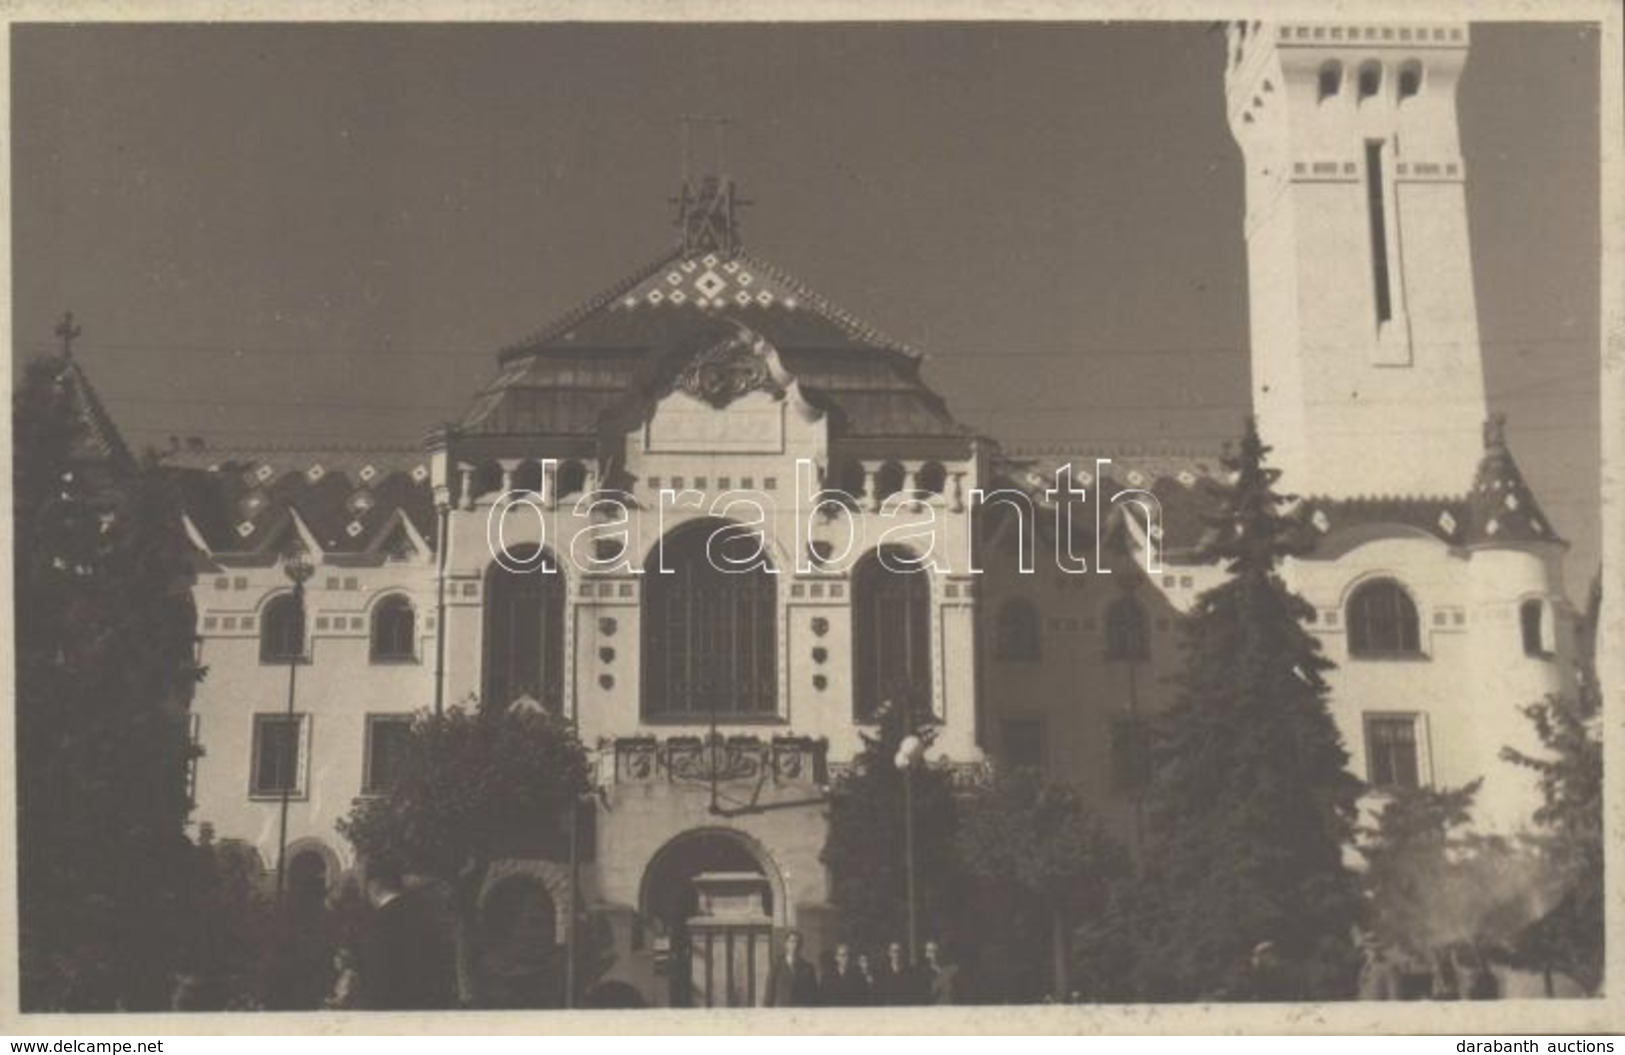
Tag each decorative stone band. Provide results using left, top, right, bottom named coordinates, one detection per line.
left=605, top=734, right=829, bottom=788
left=1276, top=24, right=1466, bottom=48
left=824, top=758, right=994, bottom=794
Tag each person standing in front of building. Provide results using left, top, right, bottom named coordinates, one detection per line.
left=874, top=940, right=919, bottom=1005
left=763, top=930, right=819, bottom=1007
left=359, top=862, right=455, bottom=1010
left=821, top=942, right=869, bottom=1006
left=922, top=939, right=958, bottom=1005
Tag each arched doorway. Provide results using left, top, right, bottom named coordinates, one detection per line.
left=479, top=875, right=563, bottom=1008
left=640, top=829, right=779, bottom=1008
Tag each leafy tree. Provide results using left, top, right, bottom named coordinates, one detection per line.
left=338, top=700, right=591, bottom=1007
left=821, top=695, right=962, bottom=955
left=1356, top=780, right=1537, bottom=961
left=1501, top=582, right=1604, bottom=994
left=1138, top=418, right=1364, bottom=1001
left=14, top=356, right=202, bottom=1010
left=956, top=767, right=1128, bottom=1000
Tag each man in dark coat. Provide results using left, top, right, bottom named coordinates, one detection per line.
left=820, top=942, right=870, bottom=1006
left=874, top=940, right=921, bottom=1005
left=360, top=862, right=456, bottom=1010
left=763, top=930, right=820, bottom=1007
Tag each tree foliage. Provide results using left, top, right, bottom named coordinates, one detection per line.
left=1501, top=648, right=1604, bottom=993
left=14, top=356, right=203, bottom=1010
left=1138, top=418, right=1364, bottom=1000
left=956, top=767, right=1128, bottom=999
left=337, top=700, right=591, bottom=1005
left=820, top=695, right=962, bottom=950
left=1356, top=780, right=1537, bottom=957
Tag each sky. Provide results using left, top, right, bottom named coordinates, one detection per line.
left=9, top=21, right=1603, bottom=598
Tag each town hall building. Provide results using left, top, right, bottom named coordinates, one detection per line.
left=53, top=19, right=1578, bottom=1008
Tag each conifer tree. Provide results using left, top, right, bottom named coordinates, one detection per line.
left=14, top=356, right=202, bottom=1010
left=1138, top=418, right=1363, bottom=1001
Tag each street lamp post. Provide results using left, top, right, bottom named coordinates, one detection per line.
left=894, top=727, right=925, bottom=966
left=274, top=550, right=314, bottom=908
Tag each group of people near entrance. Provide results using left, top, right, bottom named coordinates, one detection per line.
left=764, top=931, right=958, bottom=1007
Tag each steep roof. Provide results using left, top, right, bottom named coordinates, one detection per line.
left=54, top=352, right=135, bottom=473
left=457, top=178, right=968, bottom=444
left=995, top=416, right=1563, bottom=567
left=162, top=446, right=435, bottom=559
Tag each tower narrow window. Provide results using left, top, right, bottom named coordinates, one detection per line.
left=1365, top=140, right=1394, bottom=324
left=1318, top=60, right=1343, bottom=101
left=1397, top=60, right=1422, bottom=100
left=1357, top=61, right=1382, bottom=100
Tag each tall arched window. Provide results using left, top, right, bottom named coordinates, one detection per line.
left=994, top=598, right=1042, bottom=662
left=1347, top=578, right=1421, bottom=657
left=852, top=548, right=932, bottom=722
left=484, top=545, right=566, bottom=710
left=1104, top=595, right=1149, bottom=663
left=1520, top=599, right=1551, bottom=658
left=371, top=594, right=416, bottom=663
left=260, top=593, right=306, bottom=663
left=644, top=519, right=777, bottom=719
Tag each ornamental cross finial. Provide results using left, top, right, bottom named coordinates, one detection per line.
left=1484, top=412, right=1508, bottom=451
left=55, top=310, right=82, bottom=359
left=672, top=115, right=752, bottom=257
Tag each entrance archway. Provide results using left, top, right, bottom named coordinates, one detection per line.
left=640, top=829, right=781, bottom=1008
left=479, top=875, right=563, bottom=1008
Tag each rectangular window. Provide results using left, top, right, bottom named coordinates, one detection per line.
left=1003, top=718, right=1043, bottom=771
left=1365, top=714, right=1421, bottom=790
left=250, top=714, right=308, bottom=799
left=364, top=715, right=415, bottom=795
left=1366, top=140, right=1393, bottom=323
left=1110, top=717, right=1154, bottom=793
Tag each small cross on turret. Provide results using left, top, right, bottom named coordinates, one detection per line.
left=55, top=310, right=82, bottom=360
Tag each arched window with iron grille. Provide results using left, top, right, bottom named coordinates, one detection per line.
left=484, top=545, right=566, bottom=710
left=1346, top=578, right=1421, bottom=657
left=643, top=519, right=778, bottom=720
left=852, top=548, right=932, bottom=722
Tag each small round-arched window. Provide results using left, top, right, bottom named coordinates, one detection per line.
left=876, top=461, right=906, bottom=502
left=260, top=594, right=306, bottom=663
left=1104, top=596, right=1149, bottom=663
left=1347, top=578, right=1421, bottom=657
left=371, top=594, right=416, bottom=663
left=918, top=462, right=948, bottom=495
left=994, top=598, right=1042, bottom=662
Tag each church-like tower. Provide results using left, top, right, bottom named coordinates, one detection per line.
left=1224, top=20, right=1488, bottom=498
